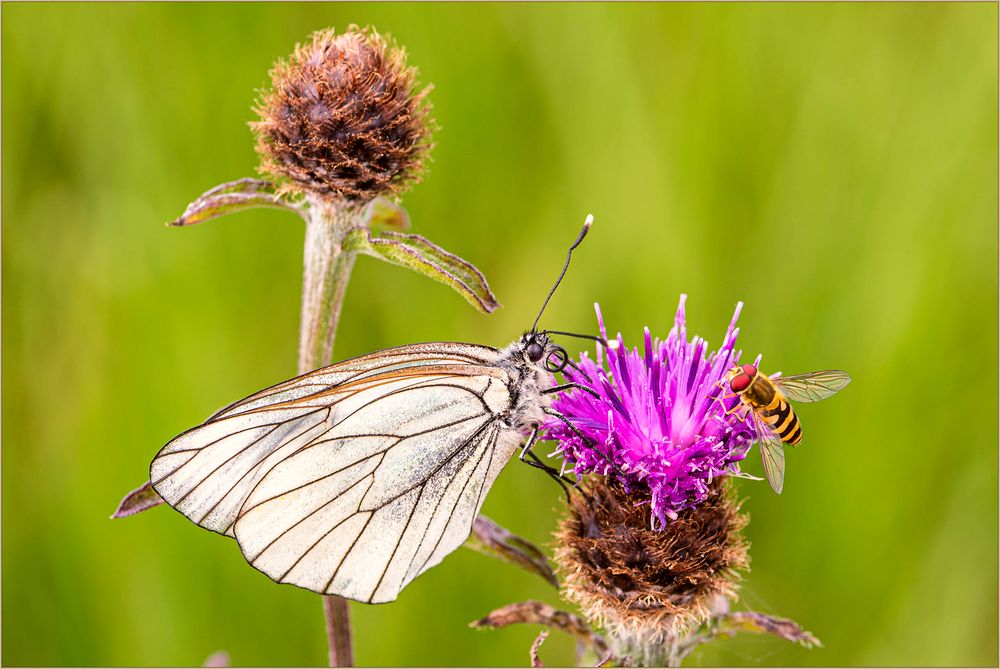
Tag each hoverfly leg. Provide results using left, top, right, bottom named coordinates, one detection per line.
left=724, top=402, right=748, bottom=420
left=712, top=391, right=738, bottom=411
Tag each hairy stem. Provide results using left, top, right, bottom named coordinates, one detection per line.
left=298, top=195, right=360, bottom=667
left=299, top=197, right=359, bottom=375
left=608, top=628, right=682, bottom=667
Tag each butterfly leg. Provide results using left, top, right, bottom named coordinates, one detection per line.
left=561, top=358, right=595, bottom=384
left=542, top=408, right=626, bottom=479
left=542, top=382, right=601, bottom=399
left=518, top=426, right=575, bottom=503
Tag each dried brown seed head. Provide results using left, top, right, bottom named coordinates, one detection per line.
left=553, top=478, right=749, bottom=661
left=252, top=26, right=433, bottom=202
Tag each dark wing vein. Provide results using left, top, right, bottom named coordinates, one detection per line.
left=276, top=475, right=377, bottom=583
left=280, top=414, right=482, bottom=470
left=413, top=424, right=499, bottom=579
left=324, top=514, right=376, bottom=594
left=239, top=448, right=393, bottom=518
left=248, top=459, right=383, bottom=563
left=401, top=423, right=501, bottom=588
left=369, top=483, right=428, bottom=601
left=365, top=417, right=495, bottom=511
left=470, top=425, right=500, bottom=517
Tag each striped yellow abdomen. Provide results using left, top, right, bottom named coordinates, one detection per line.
left=742, top=376, right=803, bottom=445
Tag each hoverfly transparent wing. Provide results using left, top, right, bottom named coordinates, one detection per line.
left=772, top=370, right=851, bottom=403
left=731, top=469, right=765, bottom=482
left=751, top=411, right=786, bottom=494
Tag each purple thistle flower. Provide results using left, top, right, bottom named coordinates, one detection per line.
left=546, top=295, right=759, bottom=529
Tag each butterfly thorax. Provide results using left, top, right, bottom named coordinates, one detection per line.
left=494, top=333, right=557, bottom=431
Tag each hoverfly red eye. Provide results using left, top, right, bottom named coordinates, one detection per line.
left=730, top=374, right=752, bottom=393
left=741, top=364, right=758, bottom=377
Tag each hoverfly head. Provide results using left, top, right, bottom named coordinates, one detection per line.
left=729, top=363, right=758, bottom=394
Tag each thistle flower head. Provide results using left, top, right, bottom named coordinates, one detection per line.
left=252, top=26, right=433, bottom=202
left=546, top=295, right=758, bottom=528
left=554, top=478, right=749, bottom=663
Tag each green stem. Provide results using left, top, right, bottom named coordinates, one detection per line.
left=298, top=195, right=360, bottom=667
left=321, top=594, right=354, bottom=668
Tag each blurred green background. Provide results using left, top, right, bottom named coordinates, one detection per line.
left=3, top=3, right=997, bottom=666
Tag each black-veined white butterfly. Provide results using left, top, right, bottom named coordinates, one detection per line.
left=150, top=217, right=604, bottom=603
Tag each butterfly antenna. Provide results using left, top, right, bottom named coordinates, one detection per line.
left=542, top=329, right=611, bottom=348
left=531, top=214, right=593, bottom=332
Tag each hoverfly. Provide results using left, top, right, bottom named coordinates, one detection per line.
left=725, top=364, right=850, bottom=494
left=149, top=217, right=605, bottom=603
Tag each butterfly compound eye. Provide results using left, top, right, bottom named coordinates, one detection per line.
left=526, top=342, right=544, bottom=362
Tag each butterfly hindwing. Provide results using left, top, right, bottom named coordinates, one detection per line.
left=235, top=414, right=511, bottom=602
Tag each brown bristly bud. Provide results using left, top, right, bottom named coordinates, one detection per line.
left=553, top=478, right=749, bottom=664
left=252, top=26, right=433, bottom=203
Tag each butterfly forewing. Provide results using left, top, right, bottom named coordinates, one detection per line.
left=208, top=343, right=502, bottom=421
left=150, top=343, right=523, bottom=601
left=772, top=370, right=851, bottom=403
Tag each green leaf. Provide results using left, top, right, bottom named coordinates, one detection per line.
left=200, top=177, right=275, bottom=198
left=168, top=178, right=303, bottom=227
left=345, top=228, right=501, bottom=313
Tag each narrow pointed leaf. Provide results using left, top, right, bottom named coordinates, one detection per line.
left=201, top=177, right=275, bottom=198
left=715, top=611, right=822, bottom=648
left=345, top=228, right=500, bottom=313
left=111, top=480, right=164, bottom=519
left=465, top=515, right=558, bottom=587
left=169, top=178, right=303, bottom=227
left=470, top=600, right=608, bottom=657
